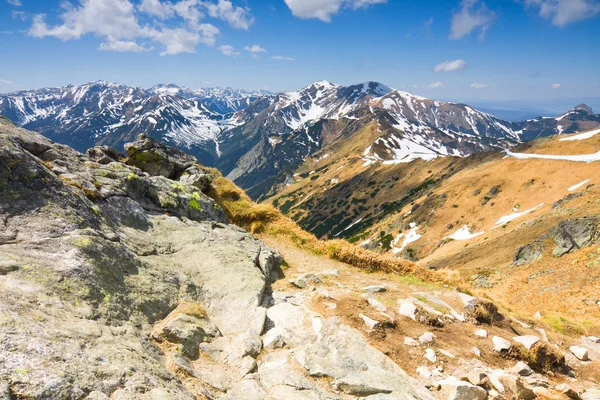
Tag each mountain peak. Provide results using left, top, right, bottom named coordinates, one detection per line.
left=572, top=103, right=593, bottom=113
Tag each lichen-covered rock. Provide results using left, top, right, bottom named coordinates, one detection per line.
left=0, top=119, right=281, bottom=398
left=86, top=146, right=125, bottom=165
left=124, top=134, right=197, bottom=179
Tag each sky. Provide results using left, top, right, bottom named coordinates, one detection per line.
left=1, top=0, right=599, bottom=110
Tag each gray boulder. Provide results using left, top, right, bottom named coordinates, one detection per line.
left=124, top=134, right=197, bottom=179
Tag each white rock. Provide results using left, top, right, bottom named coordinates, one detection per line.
left=404, top=337, right=419, bottom=347
left=311, top=317, right=322, bottom=334
left=513, top=335, right=540, bottom=350
left=471, top=347, right=482, bottom=357
left=582, top=388, right=600, bottom=400
left=262, top=328, right=285, bottom=350
left=416, top=366, right=432, bottom=379
left=419, top=332, right=435, bottom=344
left=398, top=299, right=417, bottom=320
left=439, top=376, right=487, bottom=400
left=362, top=285, right=386, bottom=293
left=536, top=328, right=548, bottom=342
left=359, top=314, right=379, bottom=329
left=489, top=370, right=506, bottom=392
left=474, top=329, right=488, bottom=338
left=424, top=348, right=436, bottom=363
left=366, top=297, right=387, bottom=312
left=439, top=349, right=455, bottom=359
left=497, top=374, right=536, bottom=400
left=534, top=311, right=542, bottom=319
left=492, top=336, right=512, bottom=352
left=509, top=361, right=534, bottom=376
left=510, top=316, right=532, bottom=329
left=457, top=292, right=478, bottom=311
left=570, top=346, right=589, bottom=361
left=555, top=383, right=582, bottom=399
left=587, top=336, right=600, bottom=343
left=466, top=370, right=487, bottom=386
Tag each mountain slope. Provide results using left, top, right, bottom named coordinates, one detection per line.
left=266, top=126, right=600, bottom=323
left=2, top=80, right=599, bottom=200
left=217, top=81, right=599, bottom=199
left=2, top=116, right=599, bottom=398
left=0, top=81, right=268, bottom=165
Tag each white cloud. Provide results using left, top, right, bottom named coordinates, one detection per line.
left=470, top=83, right=490, bottom=89
left=7, top=0, right=21, bottom=6
left=27, top=0, right=234, bottom=55
left=0, top=79, right=13, bottom=84
left=244, top=44, right=266, bottom=58
left=149, top=25, right=219, bottom=55
left=218, top=44, right=240, bottom=56
left=138, top=0, right=253, bottom=30
left=272, top=55, right=295, bottom=61
left=552, top=83, right=562, bottom=89
left=427, top=82, right=445, bottom=89
left=139, top=0, right=175, bottom=18
left=284, top=0, right=386, bottom=22
left=29, top=0, right=142, bottom=42
left=450, top=0, right=495, bottom=40
left=524, top=0, right=600, bottom=26
left=204, top=0, right=253, bottom=29
left=434, top=59, right=467, bottom=72
left=99, top=40, right=151, bottom=52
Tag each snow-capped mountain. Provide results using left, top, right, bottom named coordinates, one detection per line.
left=1, top=80, right=598, bottom=199
left=0, top=81, right=270, bottom=163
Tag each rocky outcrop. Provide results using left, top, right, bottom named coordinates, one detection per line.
left=124, top=134, right=198, bottom=179
left=0, top=119, right=436, bottom=399
left=514, top=216, right=600, bottom=265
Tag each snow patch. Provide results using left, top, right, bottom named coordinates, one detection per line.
left=447, top=225, right=484, bottom=241
left=495, top=204, right=544, bottom=226
left=559, top=128, right=600, bottom=142
left=505, top=149, right=600, bottom=163
left=567, top=179, right=591, bottom=192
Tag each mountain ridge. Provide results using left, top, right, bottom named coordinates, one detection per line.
left=1, top=80, right=599, bottom=199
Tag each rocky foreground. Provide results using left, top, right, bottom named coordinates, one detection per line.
left=0, top=115, right=598, bottom=399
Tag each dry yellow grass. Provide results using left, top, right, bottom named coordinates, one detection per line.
left=205, top=167, right=447, bottom=283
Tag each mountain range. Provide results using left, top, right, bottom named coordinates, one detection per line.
left=1, top=80, right=599, bottom=199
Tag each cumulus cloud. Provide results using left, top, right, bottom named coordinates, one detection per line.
left=284, top=0, right=386, bottom=22
left=434, top=59, right=467, bottom=72
left=99, top=40, right=151, bottom=52
left=524, top=0, right=600, bottom=26
left=272, top=55, right=295, bottom=61
left=427, top=82, right=445, bottom=89
left=218, top=44, right=240, bottom=56
left=138, top=0, right=253, bottom=30
left=450, top=0, right=495, bottom=40
left=552, top=83, right=562, bottom=89
left=0, top=79, right=13, bottom=84
left=27, top=0, right=258, bottom=55
left=204, top=0, right=253, bottom=29
left=244, top=44, right=266, bottom=58
left=7, top=0, right=21, bottom=6
left=29, top=0, right=144, bottom=42
left=470, top=83, right=491, bottom=89
left=149, top=25, right=219, bottom=55
left=139, top=0, right=175, bottom=18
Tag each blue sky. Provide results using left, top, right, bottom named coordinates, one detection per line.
left=1, top=0, right=599, bottom=109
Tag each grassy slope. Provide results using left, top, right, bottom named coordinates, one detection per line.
left=262, top=128, right=600, bottom=331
